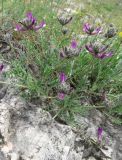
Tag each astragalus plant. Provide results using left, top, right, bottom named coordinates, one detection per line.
left=1, top=0, right=122, bottom=125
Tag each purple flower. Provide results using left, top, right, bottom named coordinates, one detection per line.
left=85, top=43, right=113, bottom=59
left=97, top=127, right=103, bottom=142
left=60, top=41, right=82, bottom=58
left=58, top=92, right=65, bottom=100
left=15, top=12, right=46, bottom=31
left=59, top=72, right=66, bottom=83
left=0, top=64, right=4, bottom=72
left=71, top=40, right=77, bottom=49
left=26, top=12, right=36, bottom=27
left=83, top=23, right=102, bottom=35
left=96, top=52, right=113, bottom=59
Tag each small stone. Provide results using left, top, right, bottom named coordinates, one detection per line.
left=88, top=157, right=96, bottom=160
left=2, top=142, right=13, bottom=153
left=0, top=151, right=7, bottom=160
left=10, top=153, right=19, bottom=160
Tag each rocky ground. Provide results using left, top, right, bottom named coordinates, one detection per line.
left=0, top=30, right=122, bottom=160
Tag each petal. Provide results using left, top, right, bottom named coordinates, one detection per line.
left=104, top=52, right=113, bottom=58
left=31, top=17, right=36, bottom=25
left=83, top=23, right=90, bottom=32
left=0, top=64, right=4, bottom=72
left=92, top=27, right=102, bottom=35
left=26, top=12, right=37, bottom=26
left=96, top=27, right=102, bottom=33
left=99, top=45, right=108, bottom=53
left=14, top=24, right=26, bottom=31
left=34, top=21, right=46, bottom=31
left=85, top=44, right=95, bottom=54
left=39, top=21, right=46, bottom=28
left=98, top=127, right=103, bottom=134
left=26, top=12, right=33, bottom=19
left=15, top=24, right=21, bottom=31
left=71, top=40, right=77, bottom=49
left=60, top=72, right=66, bottom=83
left=97, top=127, right=103, bottom=141
left=96, top=52, right=113, bottom=59
left=58, top=92, right=65, bottom=100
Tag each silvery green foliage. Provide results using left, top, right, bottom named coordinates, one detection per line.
left=60, top=46, right=81, bottom=58
left=0, top=41, right=10, bottom=54
left=58, top=82, right=71, bottom=93
left=62, top=26, right=69, bottom=34
left=58, top=16, right=72, bottom=25
left=105, top=24, right=117, bottom=38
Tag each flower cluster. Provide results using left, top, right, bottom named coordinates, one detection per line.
left=57, top=72, right=67, bottom=100
left=82, top=22, right=114, bottom=59
left=83, top=23, right=102, bottom=35
left=14, top=12, right=117, bottom=103
left=85, top=42, right=113, bottom=59
left=60, top=40, right=82, bottom=58
left=15, top=12, right=46, bottom=31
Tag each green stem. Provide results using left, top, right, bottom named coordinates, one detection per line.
left=92, top=60, right=102, bottom=91
left=69, top=60, right=74, bottom=76
left=1, top=0, right=3, bottom=24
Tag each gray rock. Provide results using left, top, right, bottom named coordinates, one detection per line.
left=74, top=110, right=122, bottom=160
left=0, top=86, right=8, bottom=100
left=0, top=103, right=10, bottom=143
left=0, top=151, right=7, bottom=160
left=0, top=75, right=84, bottom=160
left=0, top=99, right=84, bottom=160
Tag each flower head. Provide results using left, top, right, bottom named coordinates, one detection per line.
left=71, top=40, right=77, bottom=49
left=57, top=92, right=65, bottom=100
left=59, top=72, right=66, bottom=83
left=15, top=12, right=46, bottom=31
left=83, top=23, right=102, bottom=35
left=85, top=42, right=113, bottom=59
left=60, top=40, right=82, bottom=58
left=105, top=25, right=117, bottom=38
left=97, top=127, right=103, bottom=142
left=58, top=15, right=72, bottom=26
